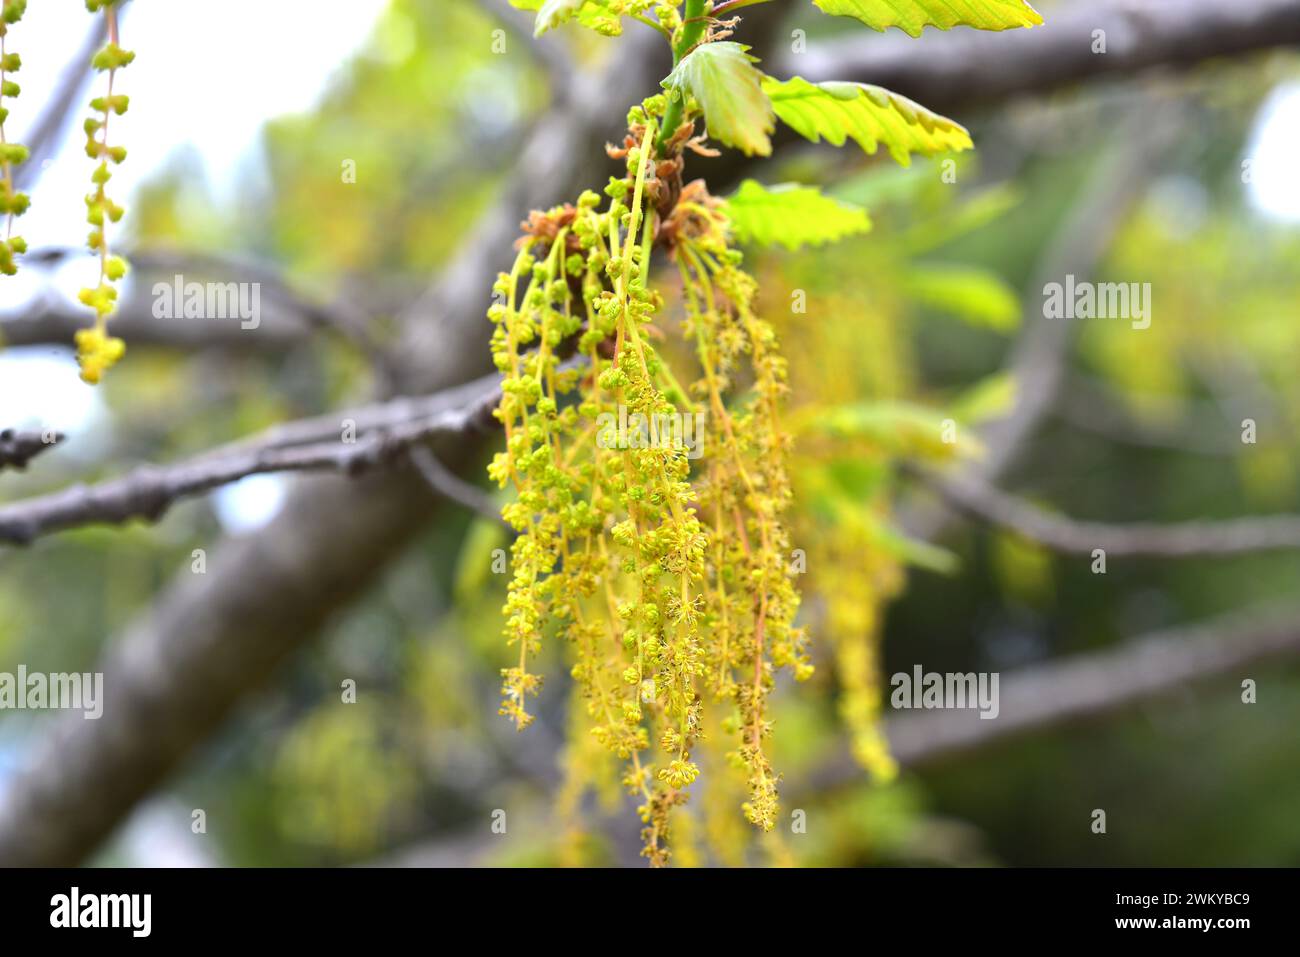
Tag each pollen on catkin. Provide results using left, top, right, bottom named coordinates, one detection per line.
left=76, top=0, right=134, bottom=384
left=0, top=0, right=30, bottom=276
left=488, top=98, right=807, bottom=865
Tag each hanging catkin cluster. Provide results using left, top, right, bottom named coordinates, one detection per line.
left=489, top=97, right=807, bottom=865
left=0, top=0, right=29, bottom=275
left=76, top=0, right=134, bottom=384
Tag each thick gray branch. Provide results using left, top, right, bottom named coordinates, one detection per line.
left=782, top=0, right=1300, bottom=115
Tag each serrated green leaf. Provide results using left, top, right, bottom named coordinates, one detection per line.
left=664, top=42, right=774, bottom=157
left=904, top=263, right=1020, bottom=330
left=724, top=179, right=871, bottom=250
left=812, top=0, right=1042, bottom=37
left=763, top=76, right=972, bottom=167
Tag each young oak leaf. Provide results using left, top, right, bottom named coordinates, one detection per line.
left=526, top=0, right=622, bottom=38
left=723, top=179, right=871, bottom=250
left=762, top=76, right=972, bottom=167
left=523, top=0, right=573, bottom=37
left=811, top=0, right=1042, bottom=37
left=663, top=41, right=774, bottom=157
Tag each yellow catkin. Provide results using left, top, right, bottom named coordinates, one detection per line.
left=489, top=99, right=804, bottom=865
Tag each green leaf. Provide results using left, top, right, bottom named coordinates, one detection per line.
left=903, top=263, right=1020, bottom=330
left=823, top=458, right=890, bottom=502
left=870, top=519, right=960, bottom=574
left=762, top=76, right=972, bottom=167
left=900, top=184, right=1022, bottom=254
left=811, top=0, right=1043, bottom=37
left=664, top=42, right=774, bottom=157
left=724, top=180, right=871, bottom=250
left=529, top=0, right=577, bottom=37
left=529, top=0, right=622, bottom=37
left=796, top=401, right=982, bottom=460
left=454, top=514, right=510, bottom=605
left=947, top=372, right=1018, bottom=425
left=830, top=162, right=933, bottom=209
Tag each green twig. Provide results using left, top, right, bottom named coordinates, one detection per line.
left=656, top=0, right=708, bottom=157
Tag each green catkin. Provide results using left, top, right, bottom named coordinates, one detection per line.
left=0, top=0, right=30, bottom=275
left=76, top=0, right=134, bottom=384
left=490, top=100, right=806, bottom=865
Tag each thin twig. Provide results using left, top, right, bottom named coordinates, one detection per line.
left=0, top=428, right=63, bottom=472
left=408, top=443, right=504, bottom=525
left=806, top=604, right=1300, bottom=787
left=909, top=466, right=1300, bottom=558
left=10, top=245, right=383, bottom=359
left=1056, top=375, right=1244, bottom=456
left=0, top=373, right=506, bottom=544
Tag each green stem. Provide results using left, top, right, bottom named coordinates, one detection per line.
left=631, top=13, right=671, bottom=40
left=656, top=0, right=709, bottom=157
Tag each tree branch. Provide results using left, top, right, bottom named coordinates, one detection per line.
left=1054, top=374, right=1246, bottom=456
left=910, top=466, right=1300, bottom=558
left=12, top=14, right=108, bottom=194
left=1, top=247, right=376, bottom=354
left=808, top=605, right=1300, bottom=788
left=0, top=428, right=62, bottom=472
left=780, top=0, right=1300, bottom=116
left=407, top=444, right=504, bottom=525
left=0, top=370, right=505, bottom=545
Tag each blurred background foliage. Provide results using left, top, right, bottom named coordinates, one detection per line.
left=1, top=0, right=1298, bottom=866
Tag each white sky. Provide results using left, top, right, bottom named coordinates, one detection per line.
left=1245, top=81, right=1300, bottom=222
left=3, top=0, right=391, bottom=252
